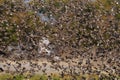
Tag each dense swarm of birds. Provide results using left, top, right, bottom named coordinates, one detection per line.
left=0, top=0, right=120, bottom=79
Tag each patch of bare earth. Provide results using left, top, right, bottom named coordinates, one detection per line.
left=0, top=51, right=119, bottom=77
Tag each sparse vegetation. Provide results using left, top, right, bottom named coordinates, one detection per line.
left=0, top=73, right=119, bottom=80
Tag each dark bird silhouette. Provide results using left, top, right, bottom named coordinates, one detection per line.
left=0, top=67, right=4, bottom=72
left=0, top=50, right=6, bottom=56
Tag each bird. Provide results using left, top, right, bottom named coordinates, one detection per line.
left=0, top=67, right=4, bottom=72
left=0, top=50, right=6, bottom=56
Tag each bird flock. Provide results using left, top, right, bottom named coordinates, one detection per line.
left=0, top=0, right=120, bottom=79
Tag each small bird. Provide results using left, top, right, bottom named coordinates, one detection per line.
left=0, top=50, right=6, bottom=56
left=0, top=67, right=4, bottom=72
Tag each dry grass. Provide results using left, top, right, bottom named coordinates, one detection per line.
left=0, top=73, right=119, bottom=80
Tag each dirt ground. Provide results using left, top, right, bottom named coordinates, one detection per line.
left=0, top=52, right=119, bottom=77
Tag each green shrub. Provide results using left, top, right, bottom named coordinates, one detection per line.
left=13, top=75, right=24, bottom=80
left=0, top=74, right=13, bottom=80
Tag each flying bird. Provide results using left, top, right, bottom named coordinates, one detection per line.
left=0, top=50, right=6, bottom=56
